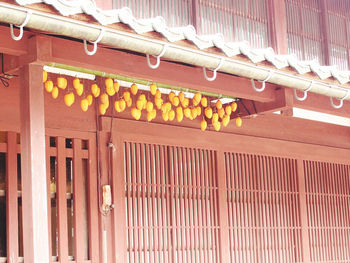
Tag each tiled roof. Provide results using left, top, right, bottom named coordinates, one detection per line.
left=14, top=0, right=350, bottom=85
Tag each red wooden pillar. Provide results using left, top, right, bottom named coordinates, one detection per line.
left=20, top=63, right=50, bottom=262
left=268, top=0, right=288, bottom=54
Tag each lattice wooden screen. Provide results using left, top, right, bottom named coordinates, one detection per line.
left=123, top=142, right=220, bottom=263
left=286, top=0, right=324, bottom=64
left=224, top=153, right=303, bottom=263
left=304, top=161, right=350, bottom=262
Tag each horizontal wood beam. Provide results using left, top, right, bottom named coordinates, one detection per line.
left=0, top=26, right=28, bottom=56
left=48, top=37, right=277, bottom=102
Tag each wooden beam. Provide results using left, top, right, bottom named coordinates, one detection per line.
left=49, top=37, right=277, bottom=102
left=0, top=26, right=28, bottom=56
left=268, top=0, right=288, bottom=54
left=20, top=63, right=50, bottom=262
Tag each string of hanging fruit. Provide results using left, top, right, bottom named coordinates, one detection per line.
left=43, top=70, right=242, bottom=131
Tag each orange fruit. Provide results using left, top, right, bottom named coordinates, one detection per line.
left=99, top=103, right=108, bottom=115
left=119, top=99, right=126, bottom=112
left=194, top=92, right=201, bottom=103
left=91, top=84, right=99, bottom=97
left=218, top=108, right=225, bottom=119
left=147, top=111, right=153, bottom=122
left=105, top=78, right=113, bottom=90
left=130, top=83, right=138, bottom=95
left=126, top=98, right=132, bottom=107
left=165, top=102, right=172, bottom=112
left=181, top=97, right=189, bottom=108
left=196, top=106, right=201, bottom=116
left=106, top=85, right=115, bottom=96
left=76, top=84, right=84, bottom=96
left=131, top=107, right=141, bottom=120
left=213, top=121, right=221, bottom=131
left=123, top=91, right=131, bottom=101
left=146, top=101, right=154, bottom=112
left=45, top=80, right=53, bottom=93
left=231, top=102, right=238, bottom=112
left=176, top=111, right=183, bottom=123
left=236, top=117, right=242, bottom=127
left=114, top=100, right=121, bottom=112
left=225, top=105, right=232, bottom=116
left=222, top=115, right=230, bottom=127
left=204, top=107, right=213, bottom=119
left=81, top=99, right=89, bottom=112
left=212, top=113, right=219, bottom=124
left=200, top=120, right=207, bottom=131
left=57, top=77, right=67, bottom=90
left=184, top=108, right=191, bottom=119
left=113, top=81, right=120, bottom=93
left=162, top=112, right=169, bottom=121
left=216, top=100, right=222, bottom=110
left=201, top=97, right=208, bottom=107
left=100, top=93, right=109, bottom=104
left=150, top=109, right=157, bottom=119
left=64, top=92, right=75, bottom=107
left=43, top=70, right=48, bottom=83
left=139, top=94, right=146, bottom=102
left=172, top=96, right=180, bottom=107
left=191, top=108, right=198, bottom=119
left=193, top=98, right=200, bottom=106
left=168, top=110, right=175, bottom=121
left=87, top=94, right=93, bottom=106
left=136, top=100, right=144, bottom=111
left=51, top=86, right=59, bottom=99
left=150, top=83, right=157, bottom=95
left=155, top=89, right=162, bottom=99
left=168, top=91, right=176, bottom=102
left=73, top=78, right=80, bottom=90
left=178, top=92, right=185, bottom=102
left=155, top=97, right=163, bottom=109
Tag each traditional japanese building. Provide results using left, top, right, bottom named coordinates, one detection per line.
left=0, top=0, right=349, bottom=262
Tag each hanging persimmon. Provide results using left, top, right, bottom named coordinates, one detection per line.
left=204, top=107, right=213, bottom=119
left=201, top=97, right=208, bottom=107
left=213, top=121, right=221, bottom=131
left=216, top=100, right=222, bottom=110
left=86, top=94, right=93, bottom=106
left=146, top=101, right=154, bottom=112
left=218, top=108, right=225, bottom=119
left=178, top=91, right=185, bottom=102
left=131, top=107, right=141, bottom=120
left=181, top=97, right=189, bottom=108
left=57, top=77, right=67, bottom=90
left=51, top=86, right=59, bottom=99
left=43, top=70, right=48, bottom=83
left=176, top=107, right=184, bottom=122
left=184, top=108, right=191, bottom=119
left=225, top=105, right=232, bottom=116
left=236, top=117, right=242, bottom=127
left=64, top=92, right=75, bottom=107
left=119, top=99, right=126, bottom=112
left=130, top=83, right=138, bottom=95
left=123, top=91, right=131, bottom=101
left=113, top=81, right=120, bottom=93
left=200, top=120, right=207, bottom=131
left=99, top=103, right=108, bottom=115
left=80, top=99, right=89, bottom=112
left=162, top=112, right=169, bottom=121
left=100, top=93, right=109, bottom=104
left=73, top=78, right=80, bottom=90
left=231, top=102, right=237, bottom=112
left=105, top=78, right=113, bottom=90
left=212, top=113, right=219, bottom=124
left=44, top=80, right=53, bottom=93
left=168, top=91, right=176, bottom=102
left=150, top=83, right=157, bottom=95
left=91, top=84, right=100, bottom=98
left=222, top=115, right=230, bottom=127
left=172, top=96, right=180, bottom=107
left=168, top=110, right=175, bottom=121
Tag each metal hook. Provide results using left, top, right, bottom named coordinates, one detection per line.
left=10, top=10, right=32, bottom=41
left=330, top=88, right=350, bottom=109
left=251, top=70, right=274, bottom=92
left=203, top=58, right=224, bottom=81
left=146, top=44, right=168, bottom=69
left=83, top=28, right=105, bottom=56
left=294, top=80, right=314, bottom=101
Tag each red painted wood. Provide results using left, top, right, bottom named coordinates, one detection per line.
left=73, top=138, right=84, bottom=262
left=20, top=63, right=50, bottom=262
left=87, top=134, right=99, bottom=263
left=320, top=0, right=331, bottom=65
left=216, top=150, right=230, bottom=263
left=6, top=132, right=18, bottom=262
left=268, top=0, right=288, bottom=54
left=57, top=136, right=68, bottom=263
left=45, top=136, right=53, bottom=263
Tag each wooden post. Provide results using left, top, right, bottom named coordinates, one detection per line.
left=216, top=150, right=230, bottom=263
left=20, top=63, right=50, bottom=262
left=320, top=0, right=331, bottom=65
left=268, top=0, right=288, bottom=54
left=297, top=159, right=311, bottom=263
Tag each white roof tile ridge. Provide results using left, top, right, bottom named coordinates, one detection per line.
left=13, top=0, right=350, bottom=85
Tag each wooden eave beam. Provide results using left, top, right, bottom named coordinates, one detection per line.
left=0, top=26, right=28, bottom=55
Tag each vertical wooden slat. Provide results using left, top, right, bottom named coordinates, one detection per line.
left=73, top=138, right=84, bottom=262
left=57, top=137, right=68, bottom=263
left=45, top=136, right=53, bottom=263
left=6, top=132, right=18, bottom=263
left=88, top=134, right=99, bottom=263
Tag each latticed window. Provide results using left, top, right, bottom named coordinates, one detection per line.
left=113, top=0, right=193, bottom=27
left=199, top=0, right=269, bottom=47
left=327, top=0, right=350, bottom=70
left=286, top=0, right=325, bottom=64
